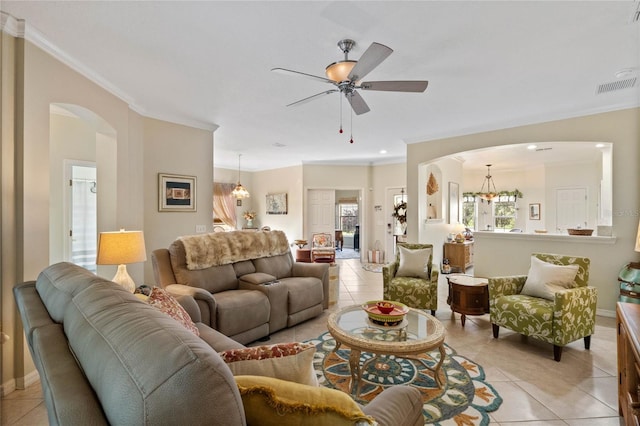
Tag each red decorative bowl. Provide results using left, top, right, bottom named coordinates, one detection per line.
left=376, top=301, right=396, bottom=314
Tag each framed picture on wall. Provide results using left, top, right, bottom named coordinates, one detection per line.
left=158, top=173, right=196, bottom=212
left=529, top=203, right=541, bottom=220
left=448, top=182, right=459, bottom=224
left=266, top=193, right=287, bottom=214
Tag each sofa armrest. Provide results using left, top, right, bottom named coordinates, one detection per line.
left=382, top=262, right=399, bottom=299
left=488, top=275, right=527, bottom=303
left=151, top=248, right=177, bottom=287
left=361, top=386, right=424, bottom=426
left=165, top=284, right=217, bottom=329
left=552, top=286, right=598, bottom=346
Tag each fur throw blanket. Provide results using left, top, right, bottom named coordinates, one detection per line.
left=179, top=230, right=290, bottom=270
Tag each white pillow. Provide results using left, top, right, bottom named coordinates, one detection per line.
left=218, top=342, right=318, bottom=386
left=521, top=256, right=579, bottom=300
left=396, top=246, right=432, bottom=279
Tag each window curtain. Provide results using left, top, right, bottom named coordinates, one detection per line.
left=213, top=182, right=237, bottom=228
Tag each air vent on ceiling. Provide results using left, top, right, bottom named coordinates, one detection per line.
left=596, top=77, right=637, bottom=94
left=535, top=147, right=552, bottom=152
left=273, top=142, right=287, bottom=148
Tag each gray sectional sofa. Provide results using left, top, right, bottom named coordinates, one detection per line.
left=152, top=230, right=329, bottom=344
left=14, top=261, right=425, bottom=426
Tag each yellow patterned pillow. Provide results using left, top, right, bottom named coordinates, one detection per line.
left=235, top=375, right=374, bottom=426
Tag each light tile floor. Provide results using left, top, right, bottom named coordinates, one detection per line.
left=1, top=258, right=623, bottom=425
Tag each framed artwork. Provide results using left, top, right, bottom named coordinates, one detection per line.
left=158, top=173, right=196, bottom=212
left=448, top=182, right=459, bottom=224
left=529, top=203, right=541, bottom=220
left=266, top=192, right=288, bottom=215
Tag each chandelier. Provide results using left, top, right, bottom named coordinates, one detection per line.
left=231, top=154, right=250, bottom=199
left=478, top=164, right=498, bottom=202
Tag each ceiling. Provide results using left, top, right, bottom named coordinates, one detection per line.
left=2, top=1, right=639, bottom=172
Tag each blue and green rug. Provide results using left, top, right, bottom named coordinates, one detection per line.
left=307, top=332, right=502, bottom=425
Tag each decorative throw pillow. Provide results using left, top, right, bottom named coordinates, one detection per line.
left=219, top=342, right=318, bottom=386
left=396, top=246, right=432, bottom=279
left=147, top=287, right=200, bottom=336
left=521, top=256, right=579, bottom=300
left=234, top=375, right=374, bottom=426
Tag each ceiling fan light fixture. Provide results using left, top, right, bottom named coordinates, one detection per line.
left=325, top=60, right=356, bottom=82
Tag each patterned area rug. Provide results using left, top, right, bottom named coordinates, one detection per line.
left=307, top=332, right=502, bottom=425
left=362, top=263, right=384, bottom=273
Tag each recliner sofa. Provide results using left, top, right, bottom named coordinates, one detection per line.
left=14, top=261, right=425, bottom=426
left=152, top=230, right=329, bottom=344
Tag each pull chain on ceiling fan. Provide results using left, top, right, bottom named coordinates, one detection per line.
left=272, top=39, right=429, bottom=143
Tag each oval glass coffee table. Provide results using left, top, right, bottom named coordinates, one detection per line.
left=327, top=304, right=446, bottom=396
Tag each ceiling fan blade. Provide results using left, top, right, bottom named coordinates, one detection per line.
left=360, top=80, right=429, bottom=93
left=346, top=91, right=370, bottom=115
left=347, top=42, right=393, bottom=82
left=286, top=89, right=338, bottom=107
left=271, top=67, right=334, bottom=84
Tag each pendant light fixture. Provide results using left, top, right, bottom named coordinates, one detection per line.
left=478, top=164, right=498, bottom=202
left=231, top=154, right=250, bottom=199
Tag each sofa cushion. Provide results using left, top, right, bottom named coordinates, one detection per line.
left=147, top=287, right=200, bottom=335
left=234, top=260, right=256, bottom=277
left=253, top=253, right=294, bottom=279
left=214, top=289, right=270, bottom=337
left=220, top=342, right=318, bottom=386
left=235, top=375, right=374, bottom=426
left=64, top=281, right=245, bottom=425
left=169, top=240, right=239, bottom=293
left=281, top=277, right=324, bottom=313
left=36, top=261, right=107, bottom=323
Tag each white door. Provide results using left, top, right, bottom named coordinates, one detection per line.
left=555, top=187, right=587, bottom=233
left=386, top=188, right=406, bottom=259
left=307, top=189, right=336, bottom=243
left=65, top=162, right=98, bottom=272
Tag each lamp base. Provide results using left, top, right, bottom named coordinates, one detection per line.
left=112, top=264, right=136, bottom=293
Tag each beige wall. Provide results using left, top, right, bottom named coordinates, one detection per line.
left=408, top=108, right=640, bottom=314
left=142, top=118, right=214, bottom=281
left=1, top=34, right=215, bottom=393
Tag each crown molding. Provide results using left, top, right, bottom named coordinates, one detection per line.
left=1, top=12, right=24, bottom=37
left=2, top=11, right=218, bottom=132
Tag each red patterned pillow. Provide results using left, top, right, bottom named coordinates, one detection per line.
left=219, top=342, right=317, bottom=386
left=147, top=287, right=200, bottom=336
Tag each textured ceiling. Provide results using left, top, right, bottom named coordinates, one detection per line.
left=2, top=1, right=638, bottom=171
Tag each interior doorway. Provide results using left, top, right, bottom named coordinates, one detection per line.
left=65, top=161, right=97, bottom=272
left=555, top=187, right=588, bottom=233
left=386, top=187, right=407, bottom=259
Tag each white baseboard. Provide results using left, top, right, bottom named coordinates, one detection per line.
left=597, top=308, right=615, bottom=318
left=1, top=370, right=40, bottom=397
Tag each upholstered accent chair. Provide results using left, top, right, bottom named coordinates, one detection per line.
left=311, top=233, right=336, bottom=263
left=489, top=253, right=597, bottom=362
left=382, top=243, right=438, bottom=315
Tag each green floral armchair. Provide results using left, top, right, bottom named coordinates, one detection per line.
left=489, top=253, right=597, bottom=361
left=382, top=243, right=438, bottom=315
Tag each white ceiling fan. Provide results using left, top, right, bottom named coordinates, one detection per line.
left=272, top=39, right=429, bottom=116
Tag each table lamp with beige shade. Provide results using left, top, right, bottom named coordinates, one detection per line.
left=618, top=220, right=640, bottom=303
left=97, top=229, right=147, bottom=293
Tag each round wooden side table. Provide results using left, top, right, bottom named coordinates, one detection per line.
left=446, top=275, right=489, bottom=327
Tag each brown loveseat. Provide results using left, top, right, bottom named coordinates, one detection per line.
left=152, top=230, right=329, bottom=344
left=14, top=262, right=425, bottom=426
